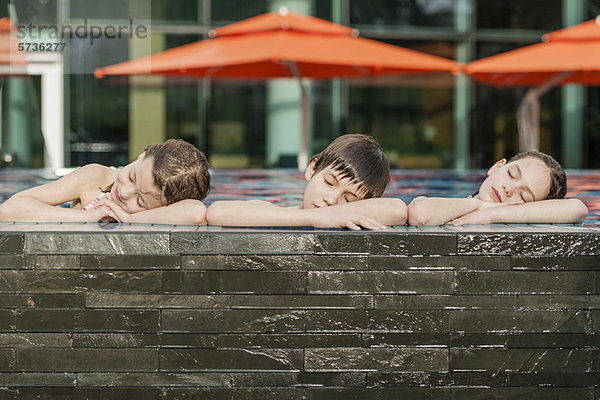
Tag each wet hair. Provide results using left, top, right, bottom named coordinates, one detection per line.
left=507, top=150, right=566, bottom=199
left=143, top=139, right=211, bottom=205
left=310, top=134, right=390, bottom=198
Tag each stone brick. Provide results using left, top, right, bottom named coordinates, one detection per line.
left=451, top=387, right=594, bottom=400
left=159, top=348, right=303, bottom=371
left=367, top=371, right=509, bottom=387
left=163, top=388, right=305, bottom=400
left=77, top=372, right=223, bottom=387
left=0, top=235, right=23, bottom=255
left=455, top=271, right=594, bottom=294
left=306, top=310, right=447, bottom=333
left=25, top=233, right=170, bottom=255
left=308, top=271, right=453, bottom=294
left=305, top=348, right=448, bottom=372
left=305, top=388, right=450, bottom=400
left=0, top=349, right=15, bottom=371
left=512, top=256, right=600, bottom=270
left=0, top=373, right=76, bottom=386
left=14, top=388, right=162, bottom=400
left=163, top=271, right=307, bottom=294
left=72, top=333, right=218, bottom=349
left=85, top=294, right=230, bottom=309
left=450, top=348, right=592, bottom=373
left=374, top=294, right=517, bottom=310
left=221, top=255, right=371, bottom=271
left=224, top=372, right=366, bottom=387
left=16, top=348, right=158, bottom=372
left=217, top=333, right=361, bottom=349
left=0, top=271, right=17, bottom=293
left=34, top=255, right=79, bottom=270
left=16, top=310, right=159, bottom=332
left=171, top=232, right=318, bottom=254
left=229, top=294, right=373, bottom=309
left=457, top=233, right=600, bottom=256
left=368, top=255, right=510, bottom=271
left=17, top=270, right=162, bottom=293
left=449, top=310, right=591, bottom=334
left=80, top=254, right=180, bottom=269
left=162, top=310, right=305, bottom=333
left=0, top=333, right=71, bottom=348
left=0, top=255, right=34, bottom=269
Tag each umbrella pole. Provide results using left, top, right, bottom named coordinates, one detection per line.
left=287, top=61, right=310, bottom=170
left=298, top=78, right=309, bottom=170
left=516, top=71, right=573, bottom=152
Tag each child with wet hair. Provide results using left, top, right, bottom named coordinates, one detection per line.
left=0, top=139, right=210, bottom=225
left=207, top=134, right=407, bottom=230
left=408, top=150, right=588, bottom=225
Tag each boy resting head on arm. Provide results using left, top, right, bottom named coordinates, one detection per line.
left=207, top=134, right=407, bottom=230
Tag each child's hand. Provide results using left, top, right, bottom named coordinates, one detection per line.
left=310, top=209, right=387, bottom=230
left=94, top=197, right=133, bottom=223
left=84, top=204, right=119, bottom=223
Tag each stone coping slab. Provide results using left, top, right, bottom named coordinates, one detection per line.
left=0, top=222, right=597, bottom=256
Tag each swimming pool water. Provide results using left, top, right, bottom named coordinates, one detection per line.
left=1, top=168, right=599, bottom=226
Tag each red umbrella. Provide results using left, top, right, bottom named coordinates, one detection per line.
left=96, top=9, right=460, bottom=167
left=0, top=18, right=27, bottom=76
left=464, top=17, right=600, bottom=151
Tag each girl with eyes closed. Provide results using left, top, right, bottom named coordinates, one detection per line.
left=408, top=151, right=588, bottom=226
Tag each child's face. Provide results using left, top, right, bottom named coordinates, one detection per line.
left=110, top=155, right=165, bottom=213
left=301, top=163, right=366, bottom=209
left=476, top=156, right=551, bottom=204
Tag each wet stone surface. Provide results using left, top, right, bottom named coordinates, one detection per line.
left=0, top=225, right=597, bottom=398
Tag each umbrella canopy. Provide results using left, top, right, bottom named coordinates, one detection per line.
left=464, top=17, right=600, bottom=151
left=0, top=18, right=27, bottom=76
left=465, top=17, right=600, bottom=87
left=95, top=10, right=459, bottom=80
left=95, top=9, right=460, bottom=167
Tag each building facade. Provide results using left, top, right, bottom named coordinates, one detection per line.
left=1, top=0, right=599, bottom=170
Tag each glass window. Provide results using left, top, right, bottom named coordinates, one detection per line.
left=351, top=0, right=455, bottom=29
left=1, top=76, right=44, bottom=168
left=348, top=81, right=454, bottom=169
left=70, top=0, right=151, bottom=21
left=477, top=0, right=561, bottom=31
left=209, top=82, right=266, bottom=168
left=212, top=0, right=267, bottom=27
left=70, top=73, right=129, bottom=166
left=164, top=34, right=202, bottom=148
left=585, top=87, right=600, bottom=168
left=472, top=43, right=562, bottom=167
left=587, top=0, right=600, bottom=18
left=12, top=0, right=58, bottom=24
left=150, top=0, right=201, bottom=25
left=345, top=38, right=455, bottom=168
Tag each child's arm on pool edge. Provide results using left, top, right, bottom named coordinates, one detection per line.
left=408, top=196, right=588, bottom=225
left=0, top=164, right=116, bottom=222
left=206, top=198, right=406, bottom=229
left=450, top=198, right=588, bottom=225
left=408, top=196, right=493, bottom=226
left=95, top=197, right=207, bottom=225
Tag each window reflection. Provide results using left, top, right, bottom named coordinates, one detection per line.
left=351, top=0, right=454, bottom=28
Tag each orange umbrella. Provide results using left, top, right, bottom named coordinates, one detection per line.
left=95, top=9, right=460, bottom=167
left=464, top=17, right=600, bottom=151
left=0, top=18, right=27, bottom=76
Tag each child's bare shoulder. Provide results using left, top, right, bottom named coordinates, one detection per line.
left=73, top=164, right=116, bottom=182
